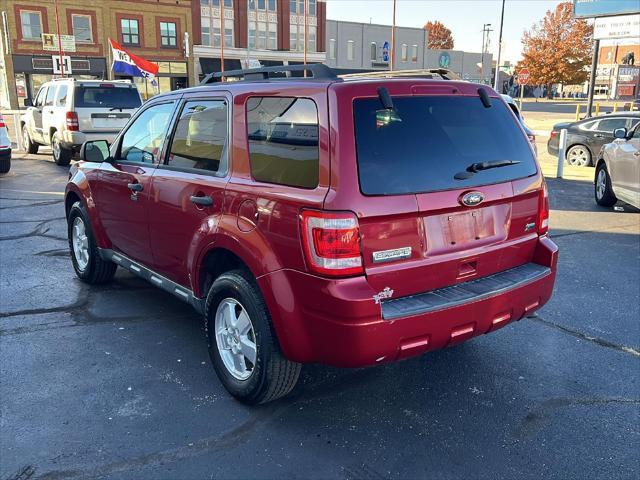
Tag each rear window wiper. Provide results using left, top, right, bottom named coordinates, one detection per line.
left=454, top=160, right=521, bottom=180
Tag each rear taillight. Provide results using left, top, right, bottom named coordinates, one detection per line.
left=538, top=182, right=550, bottom=235
left=549, top=130, right=557, bottom=141
left=66, top=111, right=79, bottom=131
left=300, top=210, right=363, bottom=277
left=0, top=114, right=5, bottom=128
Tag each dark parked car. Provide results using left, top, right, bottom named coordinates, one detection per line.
left=547, top=113, right=640, bottom=166
left=65, top=65, right=558, bottom=404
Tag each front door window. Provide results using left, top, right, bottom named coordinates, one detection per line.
left=116, top=102, right=175, bottom=163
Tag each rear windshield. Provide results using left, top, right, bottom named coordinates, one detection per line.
left=74, top=86, right=142, bottom=109
left=353, top=95, right=537, bottom=195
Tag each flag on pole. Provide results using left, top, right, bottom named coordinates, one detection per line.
left=109, top=38, right=159, bottom=79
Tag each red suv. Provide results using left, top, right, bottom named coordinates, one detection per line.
left=65, top=65, right=558, bottom=404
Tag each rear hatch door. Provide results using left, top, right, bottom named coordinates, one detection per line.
left=74, top=83, right=142, bottom=133
left=351, top=89, right=542, bottom=299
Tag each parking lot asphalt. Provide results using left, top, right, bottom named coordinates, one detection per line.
left=1, top=152, right=639, bottom=480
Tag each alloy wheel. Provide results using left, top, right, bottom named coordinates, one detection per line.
left=596, top=169, right=607, bottom=200
left=567, top=146, right=589, bottom=166
left=214, top=298, right=257, bottom=380
left=71, top=216, right=90, bottom=271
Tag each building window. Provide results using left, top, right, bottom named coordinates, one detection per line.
left=268, top=0, right=276, bottom=10
left=289, top=28, right=297, bottom=52
left=207, top=0, right=233, bottom=6
left=258, top=22, right=267, bottom=49
left=401, top=44, right=408, bottom=62
left=291, top=0, right=314, bottom=14
left=202, top=25, right=210, bottom=45
left=268, top=22, right=277, bottom=50
left=411, top=44, right=418, bottom=63
left=329, top=39, right=336, bottom=59
left=347, top=40, right=355, bottom=61
left=307, top=26, right=316, bottom=53
left=290, top=0, right=297, bottom=13
left=309, top=0, right=317, bottom=15
left=72, top=14, right=92, bottom=43
left=121, top=19, right=140, bottom=46
left=20, top=10, right=42, bottom=40
left=212, top=27, right=233, bottom=47
left=160, top=22, right=177, bottom=48
left=370, top=42, right=377, bottom=62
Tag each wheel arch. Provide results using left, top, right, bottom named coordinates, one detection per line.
left=65, top=173, right=111, bottom=249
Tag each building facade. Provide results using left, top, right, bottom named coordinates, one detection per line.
left=325, top=19, right=492, bottom=83
left=0, top=0, right=195, bottom=109
left=192, top=0, right=327, bottom=79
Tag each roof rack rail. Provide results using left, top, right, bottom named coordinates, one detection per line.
left=200, top=64, right=338, bottom=84
left=339, top=68, right=461, bottom=81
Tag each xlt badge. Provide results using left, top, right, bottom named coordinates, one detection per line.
left=372, top=247, right=412, bottom=263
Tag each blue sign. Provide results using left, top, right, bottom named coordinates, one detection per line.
left=439, top=52, right=451, bottom=68
left=382, top=41, right=389, bottom=62
left=573, top=0, right=639, bottom=18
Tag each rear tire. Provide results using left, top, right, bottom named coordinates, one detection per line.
left=566, top=144, right=592, bottom=167
left=205, top=270, right=301, bottom=404
left=22, top=126, right=39, bottom=154
left=67, top=201, right=117, bottom=284
left=595, top=163, right=617, bottom=207
left=0, top=155, right=10, bottom=174
left=52, top=132, right=72, bottom=166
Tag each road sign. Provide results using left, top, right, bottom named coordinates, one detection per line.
left=42, top=33, right=76, bottom=53
left=518, top=69, right=530, bottom=85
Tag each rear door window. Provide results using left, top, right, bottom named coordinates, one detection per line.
left=55, top=85, right=68, bottom=107
left=44, top=86, right=56, bottom=106
left=168, top=100, right=228, bottom=174
left=596, top=118, right=628, bottom=134
left=74, top=85, right=142, bottom=109
left=246, top=97, right=319, bottom=189
left=353, top=95, right=538, bottom=195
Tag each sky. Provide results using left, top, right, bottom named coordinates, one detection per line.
left=325, top=0, right=563, bottom=64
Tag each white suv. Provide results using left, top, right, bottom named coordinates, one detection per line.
left=21, top=79, right=142, bottom=165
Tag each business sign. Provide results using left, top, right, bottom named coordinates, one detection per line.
left=382, top=41, right=390, bottom=62
left=439, top=52, right=451, bottom=68
left=594, top=14, right=640, bottom=39
left=573, top=0, right=640, bottom=18
left=42, top=33, right=76, bottom=53
left=52, top=55, right=72, bottom=74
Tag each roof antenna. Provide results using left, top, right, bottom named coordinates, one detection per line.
left=478, top=88, right=492, bottom=108
left=378, top=87, right=394, bottom=110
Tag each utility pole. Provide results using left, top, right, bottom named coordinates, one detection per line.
left=481, top=23, right=492, bottom=84
left=304, top=0, right=308, bottom=77
left=493, top=0, right=505, bottom=91
left=220, top=0, right=225, bottom=79
left=390, top=0, right=397, bottom=71
left=53, top=0, right=65, bottom=77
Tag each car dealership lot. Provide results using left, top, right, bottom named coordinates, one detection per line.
left=1, top=153, right=639, bottom=480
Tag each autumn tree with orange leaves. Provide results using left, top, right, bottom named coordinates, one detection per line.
left=520, top=2, right=593, bottom=97
left=424, top=21, right=454, bottom=50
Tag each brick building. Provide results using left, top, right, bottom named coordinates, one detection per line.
left=0, top=0, right=195, bottom=109
left=192, top=0, right=327, bottom=79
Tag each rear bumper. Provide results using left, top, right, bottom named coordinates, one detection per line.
left=61, top=131, right=119, bottom=148
left=259, top=236, right=558, bottom=368
left=0, top=148, right=10, bottom=159
left=547, top=140, right=559, bottom=156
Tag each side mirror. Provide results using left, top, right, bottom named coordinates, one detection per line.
left=23, top=98, right=33, bottom=107
left=613, top=128, right=628, bottom=140
left=79, top=140, right=111, bottom=163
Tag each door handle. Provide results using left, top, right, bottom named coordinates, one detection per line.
left=127, top=183, right=143, bottom=192
left=593, top=134, right=604, bottom=138
left=190, top=195, right=213, bottom=207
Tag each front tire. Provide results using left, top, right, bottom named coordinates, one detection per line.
left=67, top=201, right=117, bottom=284
left=52, top=132, right=72, bottom=166
left=22, top=126, right=39, bottom=154
left=566, top=144, right=592, bottom=167
left=205, top=270, right=301, bottom=404
left=595, top=163, right=617, bottom=207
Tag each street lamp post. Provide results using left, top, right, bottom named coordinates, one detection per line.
left=493, top=0, right=506, bottom=91
left=481, top=23, right=492, bottom=84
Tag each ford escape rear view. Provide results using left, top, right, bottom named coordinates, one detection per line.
left=65, top=65, right=558, bottom=404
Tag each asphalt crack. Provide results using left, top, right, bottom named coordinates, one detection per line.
left=528, top=314, right=640, bottom=357
left=0, top=199, right=63, bottom=210
left=0, top=219, right=67, bottom=242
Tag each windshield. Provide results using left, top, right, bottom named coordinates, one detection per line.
left=74, top=86, right=142, bottom=109
left=353, top=96, right=537, bottom=195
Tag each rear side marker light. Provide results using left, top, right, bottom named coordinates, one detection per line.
left=300, top=210, right=363, bottom=277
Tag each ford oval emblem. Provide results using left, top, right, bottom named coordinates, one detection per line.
left=460, top=191, right=484, bottom=207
